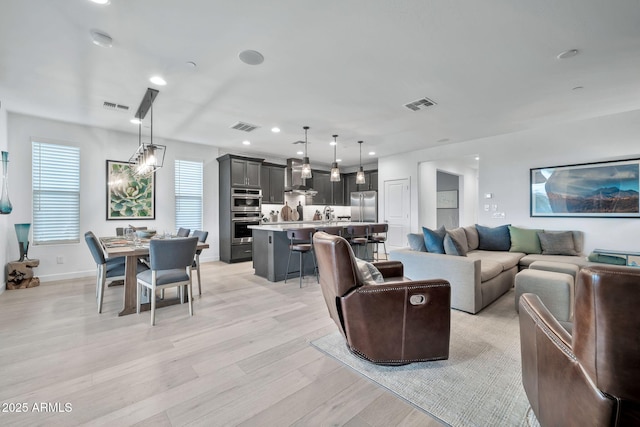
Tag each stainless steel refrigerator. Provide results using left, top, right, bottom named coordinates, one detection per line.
left=350, top=191, right=377, bottom=222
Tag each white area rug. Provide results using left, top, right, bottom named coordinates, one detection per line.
left=311, top=290, right=540, bottom=427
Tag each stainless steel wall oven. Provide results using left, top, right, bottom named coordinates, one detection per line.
left=231, top=187, right=262, bottom=212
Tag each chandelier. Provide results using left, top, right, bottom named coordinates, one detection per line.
left=129, top=88, right=165, bottom=176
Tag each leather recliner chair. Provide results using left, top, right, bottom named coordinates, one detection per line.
left=519, top=265, right=640, bottom=426
left=313, top=231, right=451, bottom=365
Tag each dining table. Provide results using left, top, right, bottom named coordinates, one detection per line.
left=99, top=236, right=209, bottom=316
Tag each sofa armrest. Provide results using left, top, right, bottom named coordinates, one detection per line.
left=389, top=248, right=482, bottom=313
left=372, top=260, right=403, bottom=278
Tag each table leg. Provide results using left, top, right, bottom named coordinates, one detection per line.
left=118, top=254, right=139, bottom=316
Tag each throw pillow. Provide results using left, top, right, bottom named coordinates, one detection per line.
left=476, top=224, right=511, bottom=251
left=464, top=225, right=479, bottom=251
left=355, top=258, right=385, bottom=284
left=508, top=226, right=542, bottom=254
left=537, top=231, right=578, bottom=256
left=443, top=227, right=468, bottom=256
left=422, top=226, right=446, bottom=254
left=407, top=233, right=427, bottom=252
left=587, top=252, right=627, bottom=265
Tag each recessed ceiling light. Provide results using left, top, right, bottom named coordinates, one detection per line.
left=296, top=151, right=303, bottom=155
left=368, top=151, right=376, bottom=156
left=89, top=0, right=110, bottom=4
left=271, top=127, right=280, bottom=133
left=336, top=159, right=342, bottom=163
left=130, top=118, right=141, bottom=124
left=437, top=138, right=450, bottom=143
left=475, top=156, right=480, bottom=161
left=186, top=61, right=197, bottom=68
left=572, top=86, right=584, bottom=91
left=149, top=75, right=167, bottom=86
left=90, top=29, right=112, bottom=48
left=557, top=49, right=579, bottom=60
left=242, top=140, right=251, bottom=145
left=329, top=141, right=336, bottom=146
left=238, top=50, right=264, bottom=65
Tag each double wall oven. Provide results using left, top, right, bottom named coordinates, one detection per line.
left=231, top=187, right=261, bottom=244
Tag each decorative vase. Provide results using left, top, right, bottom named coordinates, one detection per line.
left=0, top=151, right=12, bottom=214
left=15, top=223, right=31, bottom=262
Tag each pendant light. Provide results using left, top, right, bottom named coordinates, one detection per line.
left=129, top=88, right=166, bottom=177
left=356, top=140, right=366, bottom=184
left=330, top=134, right=341, bottom=182
left=301, top=126, right=312, bottom=179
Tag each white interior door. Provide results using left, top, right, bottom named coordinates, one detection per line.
left=384, top=178, right=410, bottom=250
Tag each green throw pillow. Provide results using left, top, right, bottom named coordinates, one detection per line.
left=508, top=226, right=542, bottom=254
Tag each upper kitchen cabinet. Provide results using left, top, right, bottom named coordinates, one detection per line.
left=225, top=155, right=262, bottom=188
left=310, top=171, right=332, bottom=205
left=261, top=163, right=285, bottom=204
left=331, top=179, right=344, bottom=205
left=343, top=170, right=378, bottom=204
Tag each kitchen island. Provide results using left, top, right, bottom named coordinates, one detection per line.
left=249, top=221, right=372, bottom=282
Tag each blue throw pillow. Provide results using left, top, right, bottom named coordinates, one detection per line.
left=422, top=226, right=446, bottom=254
left=476, top=224, right=511, bottom=251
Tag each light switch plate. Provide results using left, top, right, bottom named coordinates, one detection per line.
left=492, top=212, right=506, bottom=219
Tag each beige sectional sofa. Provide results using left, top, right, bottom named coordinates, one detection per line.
left=389, top=225, right=592, bottom=314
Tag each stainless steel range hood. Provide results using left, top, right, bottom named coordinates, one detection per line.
left=285, top=158, right=318, bottom=195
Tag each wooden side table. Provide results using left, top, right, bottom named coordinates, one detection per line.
left=6, top=259, right=40, bottom=289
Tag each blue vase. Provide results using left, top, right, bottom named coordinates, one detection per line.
left=0, top=151, right=12, bottom=214
left=15, top=223, right=31, bottom=261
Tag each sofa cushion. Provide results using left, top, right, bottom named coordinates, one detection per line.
left=464, top=225, right=479, bottom=251
left=422, top=226, right=446, bottom=254
left=537, top=231, right=578, bottom=255
left=407, top=233, right=427, bottom=252
left=476, top=224, right=511, bottom=251
left=467, top=249, right=524, bottom=271
left=444, top=228, right=468, bottom=256
left=478, top=259, right=504, bottom=282
left=508, top=226, right=542, bottom=254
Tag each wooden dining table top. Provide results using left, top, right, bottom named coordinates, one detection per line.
left=100, top=236, right=209, bottom=257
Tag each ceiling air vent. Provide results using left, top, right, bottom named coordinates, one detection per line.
left=404, top=97, right=437, bottom=111
left=103, top=101, right=130, bottom=112
left=230, top=121, right=260, bottom=132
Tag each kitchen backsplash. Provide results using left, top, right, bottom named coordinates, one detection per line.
left=262, top=194, right=352, bottom=222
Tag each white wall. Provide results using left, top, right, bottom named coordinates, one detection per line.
left=6, top=113, right=220, bottom=282
left=0, top=106, right=8, bottom=293
left=379, top=109, right=640, bottom=255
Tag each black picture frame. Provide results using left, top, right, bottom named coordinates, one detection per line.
left=530, top=158, right=640, bottom=218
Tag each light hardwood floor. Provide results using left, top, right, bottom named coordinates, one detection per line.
left=0, top=261, right=444, bottom=426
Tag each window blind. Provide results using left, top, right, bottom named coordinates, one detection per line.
left=175, top=160, right=203, bottom=232
left=32, top=141, right=80, bottom=244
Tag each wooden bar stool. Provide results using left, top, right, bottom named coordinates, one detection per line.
left=284, top=227, right=318, bottom=287
left=346, top=224, right=370, bottom=260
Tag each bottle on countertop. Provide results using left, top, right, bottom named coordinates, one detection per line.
left=297, top=201, right=304, bottom=221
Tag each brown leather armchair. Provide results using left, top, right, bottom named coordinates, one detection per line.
left=519, top=265, right=640, bottom=426
left=313, top=231, right=451, bottom=365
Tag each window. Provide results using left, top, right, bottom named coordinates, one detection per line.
left=32, top=141, right=80, bottom=244
left=175, top=160, right=203, bottom=232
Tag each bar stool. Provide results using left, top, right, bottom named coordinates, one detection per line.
left=285, top=227, right=318, bottom=288
left=315, top=225, right=343, bottom=237
left=346, top=224, right=370, bottom=260
left=369, top=223, right=388, bottom=261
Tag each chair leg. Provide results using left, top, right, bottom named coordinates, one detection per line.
left=150, top=287, right=156, bottom=326
left=299, top=251, right=303, bottom=288
left=187, top=281, right=194, bottom=317
left=381, top=241, right=388, bottom=260
left=196, top=254, right=202, bottom=296
left=285, top=248, right=293, bottom=283
left=136, top=281, right=142, bottom=314
left=98, top=266, right=106, bottom=314
left=311, top=249, right=318, bottom=283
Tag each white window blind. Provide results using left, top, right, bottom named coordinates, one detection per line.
left=32, top=141, right=81, bottom=245
left=175, top=160, right=203, bottom=232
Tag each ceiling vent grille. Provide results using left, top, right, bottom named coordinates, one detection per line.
left=103, top=101, right=130, bottom=112
left=403, top=97, right=437, bottom=111
left=230, top=121, right=260, bottom=132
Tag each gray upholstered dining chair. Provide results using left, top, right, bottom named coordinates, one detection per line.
left=136, top=237, right=198, bottom=325
left=84, top=231, right=148, bottom=313
left=191, top=230, right=208, bottom=295
left=177, top=227, right=191, bottom=237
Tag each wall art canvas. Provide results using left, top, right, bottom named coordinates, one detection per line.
left=530, top=158, right=640, bottom=217
left=106, top=160, right=155, bottom=220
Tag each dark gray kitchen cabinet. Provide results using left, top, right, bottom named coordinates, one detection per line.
left=231, top=157, right=261, bottom=188
left=261, top=163, right=285, bottom=204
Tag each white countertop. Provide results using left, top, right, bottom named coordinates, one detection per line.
left=249, top=221, right=374, bottom=232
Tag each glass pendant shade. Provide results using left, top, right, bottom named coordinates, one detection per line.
left=15, top=223, right=31, bottom=261
left=330, top=135, right=340, bottom=182
left=356, top=140, right=366, bottom=185
left=129, top=88, right=165, bottom=176
left=301, top=126, right=312, bottom=178
left=0, top=151, right=13, bottom=214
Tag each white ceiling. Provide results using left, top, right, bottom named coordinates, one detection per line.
left=1, top=0, right=639, bottom=167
